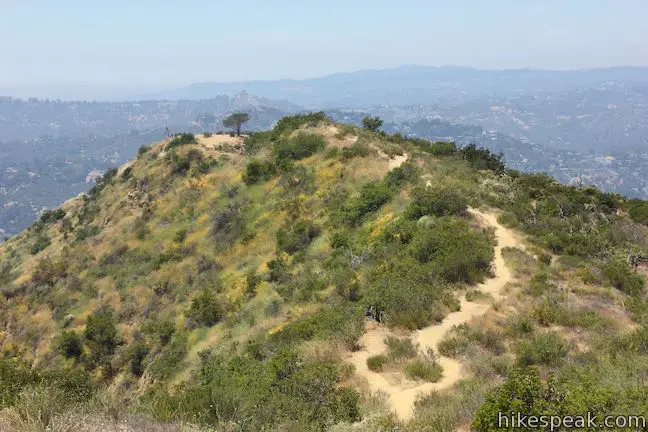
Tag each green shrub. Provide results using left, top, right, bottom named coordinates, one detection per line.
left=84, top=305, right=118, bottom=368
left=385, top=336, right=417, bottom=360
left=601, top=260, right=645, bottom=295
left=469, top=329, right=506, bottom=355
left=380, top=218, right=417, bottom=246
left=330, top=231, right=350, bottom=249
left=269, top=305, right=364, bottom=351
left=408, top=380, right=492, bottom=432
left=273, top=132, right=326, bottom=162
left=628, top=199, right=648, bottom=225
left=129, top=341, right=149, bottom=377
left=30, top=235, right=51, bottom=255
left=472, top=367, right=562, bottom=431
left=186, top=289, right=224, bottom=327
left=427, top=141, right=457, bottom=156
left=88, top=167, right=117, bottom=198
left=341, top=141, right=371, bottom=159
left=531, top=295, right=569, bottom=326
left=362, top=258, right=445, bottom=329
left=438, top=324, right=504, bottom=358
left=173, top=228, right=187, bottom=243
left=279, top=165, right=316, bottom=195
left=75, top=225, right=100, bottom=242
left=191, top=156, right=218, bottom=176
left=203, top=132, right=212, bottom=137
left=362, top=116, right=383, bottom=132
left=568, top=309, right=611, bottom=330
left=151, top=248, right=184, bottom=270
left=367, top=354, right=388, bottom=371
left=334, top=124, right=357, bottom=139
left=134, top=225, right=149, bottom=243
left=276, top=219, right=320, bottom=255
left=167, top=133, right=197, bottom=148
left=165, top=151, right=190, bottom=176
left=210, top=201, right=247, bottom=249
left=438, top=335, right=469, bottom=358
left=163, top=348, right=359, bottom=429
left=409, top=217, right=494, bottom=283
left=272, top=112, right=329, bottom=138
left=610, top=325, right=648, bottom=355
left=0, top=359, right=34, bottom=408
left=138, top=145, right=151, bottom=156
left=245, top=271, right=261, bottom=299
left=121, top=166, right=133, bottom=180
left=267, top=254, right=291, bottom=283
left=142, top=318, right=176, bottom=346
left=405, top=186, right=468, bottom=219
left=244, top=131, right=274, bottom=154
left=405, top=357, right=443, bottom=382
left=469, top=353, right=513, bottom=378
left=243, top=159, right=278, bottom=185
left=58, top=331, right=82, bottom=360
left=40, top=368, right=95, bottom=405
left=530, top=297, right=610, bottom=330
left=460, top=144, right=505, bottom=174
left=524, top=272, right=556, bottom=297
left=278, top=264, right=328, bottom=301
left=39, top=209, right=66, bottom=225
left=149, top=332, right=188, bottom=379
left=341, top=181, right=394, bottom=225
left=166, top=148, right=204, bottom=176
left=538, top=252, right=552, bottom=265
left=31, top=257, right=67, bottom=286
left=505, top=314, right=535, bottom=337
left=384, top=162, right=419, bottom=189
left=265, top=299, right=283, bottom=317
left=516, top=332, right=566, bottom=367
left=325, top=147, right=340, bottom=159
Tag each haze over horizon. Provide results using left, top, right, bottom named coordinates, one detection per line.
left=2, top=0, right=647, bottom=100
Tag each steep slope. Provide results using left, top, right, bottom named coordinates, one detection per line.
left=1, top=114, right=648, bottom=431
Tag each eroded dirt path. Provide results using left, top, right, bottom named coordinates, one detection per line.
left=347, top=208, right=524, bottom=420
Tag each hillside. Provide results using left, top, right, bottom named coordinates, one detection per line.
left=0, top=94, right=299, bottom=238
left=1, top=114, right=648, bottom=431
left=327, top=111, right=648, bottom=199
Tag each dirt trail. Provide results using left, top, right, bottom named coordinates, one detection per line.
left=347, top=208, right=524, bottom=420
left=373, top=146, right=408, bottom=171
left=387, top=153, right=408, bottom=170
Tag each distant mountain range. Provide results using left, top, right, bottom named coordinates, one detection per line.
left=151, top=65, right=648, bottom=108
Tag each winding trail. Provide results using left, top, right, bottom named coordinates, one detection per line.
left=347, top=208, right=524, bottom=420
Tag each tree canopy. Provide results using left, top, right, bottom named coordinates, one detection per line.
left=223, top=113, right=250, bottom=136
left=362, top=116, right=384, bottom=132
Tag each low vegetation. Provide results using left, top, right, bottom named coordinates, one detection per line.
left=0, top=114, right=647, bottom=430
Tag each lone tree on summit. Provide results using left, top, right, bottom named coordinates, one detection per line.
left=223, top=113, right=250, bottom=136
left=362, top=116, right=383, bottom=132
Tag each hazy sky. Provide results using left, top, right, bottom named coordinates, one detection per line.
left=1, top=0, right=647, bottom=99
